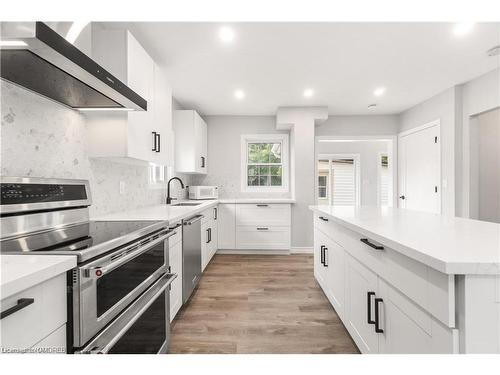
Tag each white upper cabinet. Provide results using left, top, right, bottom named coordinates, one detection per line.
left=173, top=110, right=208, bottom=174
left=87, top=27, right=173, bottom=166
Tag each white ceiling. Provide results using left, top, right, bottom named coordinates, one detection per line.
left=103, top=22, right=499, bottom=116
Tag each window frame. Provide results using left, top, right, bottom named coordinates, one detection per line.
left=241, top=134, right=289, bottom=193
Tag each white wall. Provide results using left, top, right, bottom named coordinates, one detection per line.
left=398, top=87, right=459, bottom=216
left=192, top=115, right=291, bottom=199
left=316, top=115, right=399, bottom=136
left=0, top=81, right=166, bottom=217
left=316, top=141, right=390, bottom=206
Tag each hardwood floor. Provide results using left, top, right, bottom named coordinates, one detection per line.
left=169, top=254, right=359, bottom=354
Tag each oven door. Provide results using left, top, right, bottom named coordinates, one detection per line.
left=74, top=229, right=175, bottom=348
left=77, top=272, right=176, bottom=354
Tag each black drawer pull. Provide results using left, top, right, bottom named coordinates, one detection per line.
left=256, top=204, right=269, bottom=207
left=151, top=131, right=157, bottom=151
left=320, top=245, right=325, bottom=264
left=323, top=247, right=328, bottom=267
left=367, top=292, right=376, bottom=324
left=319, top=216, right=329, bottom=222
left=360, top=238, right=384, bottom=250
left=374, top=298, right=384, bottom=333
left=1, top=298, right=34, bottom=320
left=256, top=227, right=269, bottom=231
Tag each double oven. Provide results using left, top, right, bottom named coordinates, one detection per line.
left=0, top=177, right=177, bottom=354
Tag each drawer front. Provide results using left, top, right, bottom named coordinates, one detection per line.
left=1, top=274, right=67, bottom=350
left=315, top=216, right=455, bottom=327
left=31, top=324, right=66, bottom=354
left=236, top=204, right=291, bottom=226
left=201, top=206, right=218, bottom=224
left=169, top=224, right=182, bottom=247
left=236, top=226, right=291, bottom=250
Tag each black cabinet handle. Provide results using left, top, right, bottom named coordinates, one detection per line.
left=213, top=207, right=217, bottom=220
left=374, top=298, right=384, bottom=333
left=1, top=298, right=34, bottom=320
left=360, top=238, right=384, bottom=250
left=256, top=227, right=269, bottom=231
left=367, top=292, right=376, bottom=324
left=399, top=195, right=405, bottom=200
left=151, top=132, right=157, bottom=151
left=201, top=156, right=205, bottom=168
left=206, top=228, right=210, bottom=244
left=208, top=228, right=212, bottom=243
left=320, top=245, right=325, bottom=265
left=256, top=204, right=269, bottom=207
left=323, top=247, right=328, bottom=267
left=156, top=133, right=160, bottom=152
left=319, top=216, right=329, bottom=222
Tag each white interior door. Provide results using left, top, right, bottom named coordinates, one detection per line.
left=398, top=121, right=441, bottom=213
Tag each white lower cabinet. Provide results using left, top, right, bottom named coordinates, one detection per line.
left=314, top=220, right=459, bottom=354
left=169, top=224, right=183, bottom=321
left=0, top=274, right=67, bottom=353
left=201, top=206, right=218, bottom=271
left=218, top=203, right=236, bottom=249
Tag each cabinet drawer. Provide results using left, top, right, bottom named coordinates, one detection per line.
left=236, top=204, right=291, bottom=226
left=168, top=223, right=182, bottom=247
left=1, top=274, right=67, bottom=350
left=315, top=215, right=455, bottom=327
left=235, top=226, right=291, bottom=250
left=201, top=206, right=218, bottom=224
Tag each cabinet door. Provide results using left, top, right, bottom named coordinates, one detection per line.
left=325, top=238, right=346, bottom=320
left=313, top=228, right=327, bottom=292
left=152, top=65, right=173, bottom=166
left=209, top=220, right=218, bottom=261
left=345, top=254, right=379, bottom=353
left=218, top=204, right=236, bottom=249
left=201, top=221, right=210, bottom=271
left=194, top=112, right=207, bottom=174
left=126, top=32, right=155, bottom=163
left=169, top=240, right=183, bottom=321
left=377, top=279, right=457, bottom=353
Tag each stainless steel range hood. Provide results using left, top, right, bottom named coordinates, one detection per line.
left=0, top=22, right=147, bottom=111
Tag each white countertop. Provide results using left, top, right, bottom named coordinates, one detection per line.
left=310, top=205, right=500, bottom=275
left=92, top=200, right=219, bottom=223
left=218, top=198, right=295, bottom=204
left=1, top=255, right=77, bottom=300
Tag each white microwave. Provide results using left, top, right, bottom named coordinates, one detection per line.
left=188, top=186, right=218, bottom=200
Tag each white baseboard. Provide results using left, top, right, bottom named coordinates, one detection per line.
left=217, top=249, right=290, bottom=255
left=290, top=247, right=313, bottom=254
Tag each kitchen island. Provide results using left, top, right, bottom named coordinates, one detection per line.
left=309, top=205, right=500, bottom=354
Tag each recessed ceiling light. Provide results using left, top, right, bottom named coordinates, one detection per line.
left=0, top=40, right=27, bottom=47
left=219, top=26, right=235, bottom=43
left=453, top=22, right=475, bottom=36
left=373, top=87, right=386, bottom=97
left=234, top=89, right=245, bottom=100
left=303, top=89, right=314, bottom=98
left=368, top=104, right=377, bottom=109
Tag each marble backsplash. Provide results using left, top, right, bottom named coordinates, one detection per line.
left=0, top=81, right=189, bottom=217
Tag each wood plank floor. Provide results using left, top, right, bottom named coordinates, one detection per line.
left=169, top=254, right=359, bottom=354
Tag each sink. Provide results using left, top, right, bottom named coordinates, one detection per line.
left=171, top=202, right=202, bottom=207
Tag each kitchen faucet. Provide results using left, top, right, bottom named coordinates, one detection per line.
left=166, top=177, right=185, bottom=205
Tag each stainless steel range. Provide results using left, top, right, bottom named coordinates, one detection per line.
left=0, top=177, right=176, bottom=354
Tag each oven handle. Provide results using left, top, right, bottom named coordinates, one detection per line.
left=82, top=230, right=175, bottom=279
left=78, top=273, right=177, bottom=354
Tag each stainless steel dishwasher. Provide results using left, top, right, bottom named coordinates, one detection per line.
left=182, top=215, right=203, bottom=303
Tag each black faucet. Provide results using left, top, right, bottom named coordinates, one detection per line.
left=166, top=177, right=185, bottom=205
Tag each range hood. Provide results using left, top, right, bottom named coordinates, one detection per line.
left=0, top=22, right=147, bottom=111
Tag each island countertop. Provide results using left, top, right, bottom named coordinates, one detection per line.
left=309, top=205, right=500, bottom=275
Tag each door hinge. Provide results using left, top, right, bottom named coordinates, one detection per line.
left=434, top=136, right=438, bottom=143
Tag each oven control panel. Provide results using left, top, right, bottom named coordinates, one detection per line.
left=1, top=183, right=88, bottom=205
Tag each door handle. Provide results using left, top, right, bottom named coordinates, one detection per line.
left=360, top=238, right=384, bottom=250
left=374, top=298, right=384, bottom=333
left=155, top=133, right=160, bottom=152
left=367, top=291, right=376, bottom=324
left=151, top=131, right=157, bottom=151
left=1, top=298, right=35, bottom=320
left=319, top=216, right=329, bottom=222
left=399, top=195, right=405, bottom=200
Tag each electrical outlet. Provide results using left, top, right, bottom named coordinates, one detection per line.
left=119, top=181, right=126, bottom=195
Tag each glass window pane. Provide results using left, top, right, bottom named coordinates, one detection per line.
left=248, top=165, right=258, bottom=176
left=259, top=176, right=270, bottom=186
left=270, top=165, right=282, bottom=176
left=318, top=187, right=327, bottom=198
left=248, top=176, right=259, bottom=186
left=248, top=143, right=261, bottom=163
left=271, top=176, right=282, bottom=186
left=318, top=175, right=327, bottom=186
left=259, top=165, right=270, bottom=175
left=269, top=143, right=281, bottom=163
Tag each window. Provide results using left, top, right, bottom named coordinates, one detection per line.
left=241, top=134, right=289, bottom=192
left=317, top=154, right=360, bottom=206
left=378, top=153, right=390, bottom=206
left=318, top=175, right=328, bottom=199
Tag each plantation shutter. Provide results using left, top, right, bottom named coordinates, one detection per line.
left=380, top=164, right=389, bottom=206
left=331, top=160, right=355, bottom=205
